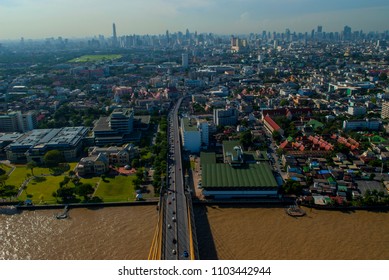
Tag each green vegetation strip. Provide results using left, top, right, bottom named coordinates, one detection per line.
left=69, top=54, right=122, bottom=63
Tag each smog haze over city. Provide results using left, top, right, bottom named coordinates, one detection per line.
left=0, top=0, right=388, bottom=40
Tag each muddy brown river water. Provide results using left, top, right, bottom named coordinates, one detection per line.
left=1, top=205, right=388, bottom=259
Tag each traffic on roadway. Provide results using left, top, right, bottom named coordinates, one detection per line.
left=163, top=98, right=191, bottom=260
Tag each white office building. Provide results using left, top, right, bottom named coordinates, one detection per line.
left=180, top=118, right=201, bottom=153
left=0, top=111, right=37, bottom=132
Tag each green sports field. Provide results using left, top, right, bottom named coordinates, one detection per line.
left=69, top=54, right=122, bottom=63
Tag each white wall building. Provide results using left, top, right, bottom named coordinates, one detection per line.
left=180, top=118, right=201, bottom=153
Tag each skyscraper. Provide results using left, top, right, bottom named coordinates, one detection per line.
left=182, top=53, right=189, bottom=68
left=343, top=25, right=352, bottom=40
left=112, top=23, right=118, bottom=47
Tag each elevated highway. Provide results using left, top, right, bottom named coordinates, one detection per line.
left=149, top=97, right=199, bottom=260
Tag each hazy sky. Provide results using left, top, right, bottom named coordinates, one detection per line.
left=0, top=0, right=388, bottom=40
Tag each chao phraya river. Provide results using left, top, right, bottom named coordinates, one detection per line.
left=195, top=205, right=389, bottom=260
left=1, top=205, right=389, bottom=259
left=0, top=206, right=157, bottom=260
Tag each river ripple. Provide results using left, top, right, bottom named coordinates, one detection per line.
left=195, top=205, right=389, bottom=260
left=0, top=206, right=157, bottom=260
left=2, top=205, right=389, bottom=260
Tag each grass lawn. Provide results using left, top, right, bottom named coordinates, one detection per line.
left=68, top=162, right=77, bottom=171
left=7, top=163, right=77, bottom=186
left=5, top=163, right=143, bottom=204
left=7, top=166, right=29, bottom=188
left=80, top=177, right=101, bottom=187
left=7, top=163, right=79, bottom=203
left=94, top=175, right=136, bottom=202
left=69, top=54, right=122, bottom=63
left=19, top=176, right=64, bottom=204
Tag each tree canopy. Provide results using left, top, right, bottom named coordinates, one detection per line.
left=0, top=184, right=18, bottom=199
left=26, top=160, right=38, bottom=176
left=44, top=150, right=65, bottom=167
left=75, top=183, right=94, bottom=200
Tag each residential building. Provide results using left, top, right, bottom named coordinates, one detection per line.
left=213, top=108, right=238, bottom=126
left=382, top=102, right=389, bottom=119
left=348, top=105, right=367, bottom=116
left=261, top=107, right=313, bottom=120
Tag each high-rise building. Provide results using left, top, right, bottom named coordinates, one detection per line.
left=0, top=112, right=19, bottom=132
left=343, top=25, right=352, bottom=40
left=22, top=111, right=38, bottom=132
left=112, top=23, right=118, bottom=47
left=166, top=30, right=170, bottom=44
left=231, top=36, right=247, bottom=52
left=198, top=120, right=209, bottom=147
left=180, top=118, right=201, bottom=153
left=182, top=53, right=189, bottom=68
left=0, top=111, right=37, bottom=132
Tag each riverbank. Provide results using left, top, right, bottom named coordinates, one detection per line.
left=194, top=198, right=389, bottom=212
left=4, top=197, right=388, bottom=212
left=7, top=200, right=158, bottom=211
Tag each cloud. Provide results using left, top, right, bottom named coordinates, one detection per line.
left=240, top=12, right=251, bottom=22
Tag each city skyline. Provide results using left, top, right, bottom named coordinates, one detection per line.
left=0, top=0, right=389, bottom=40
